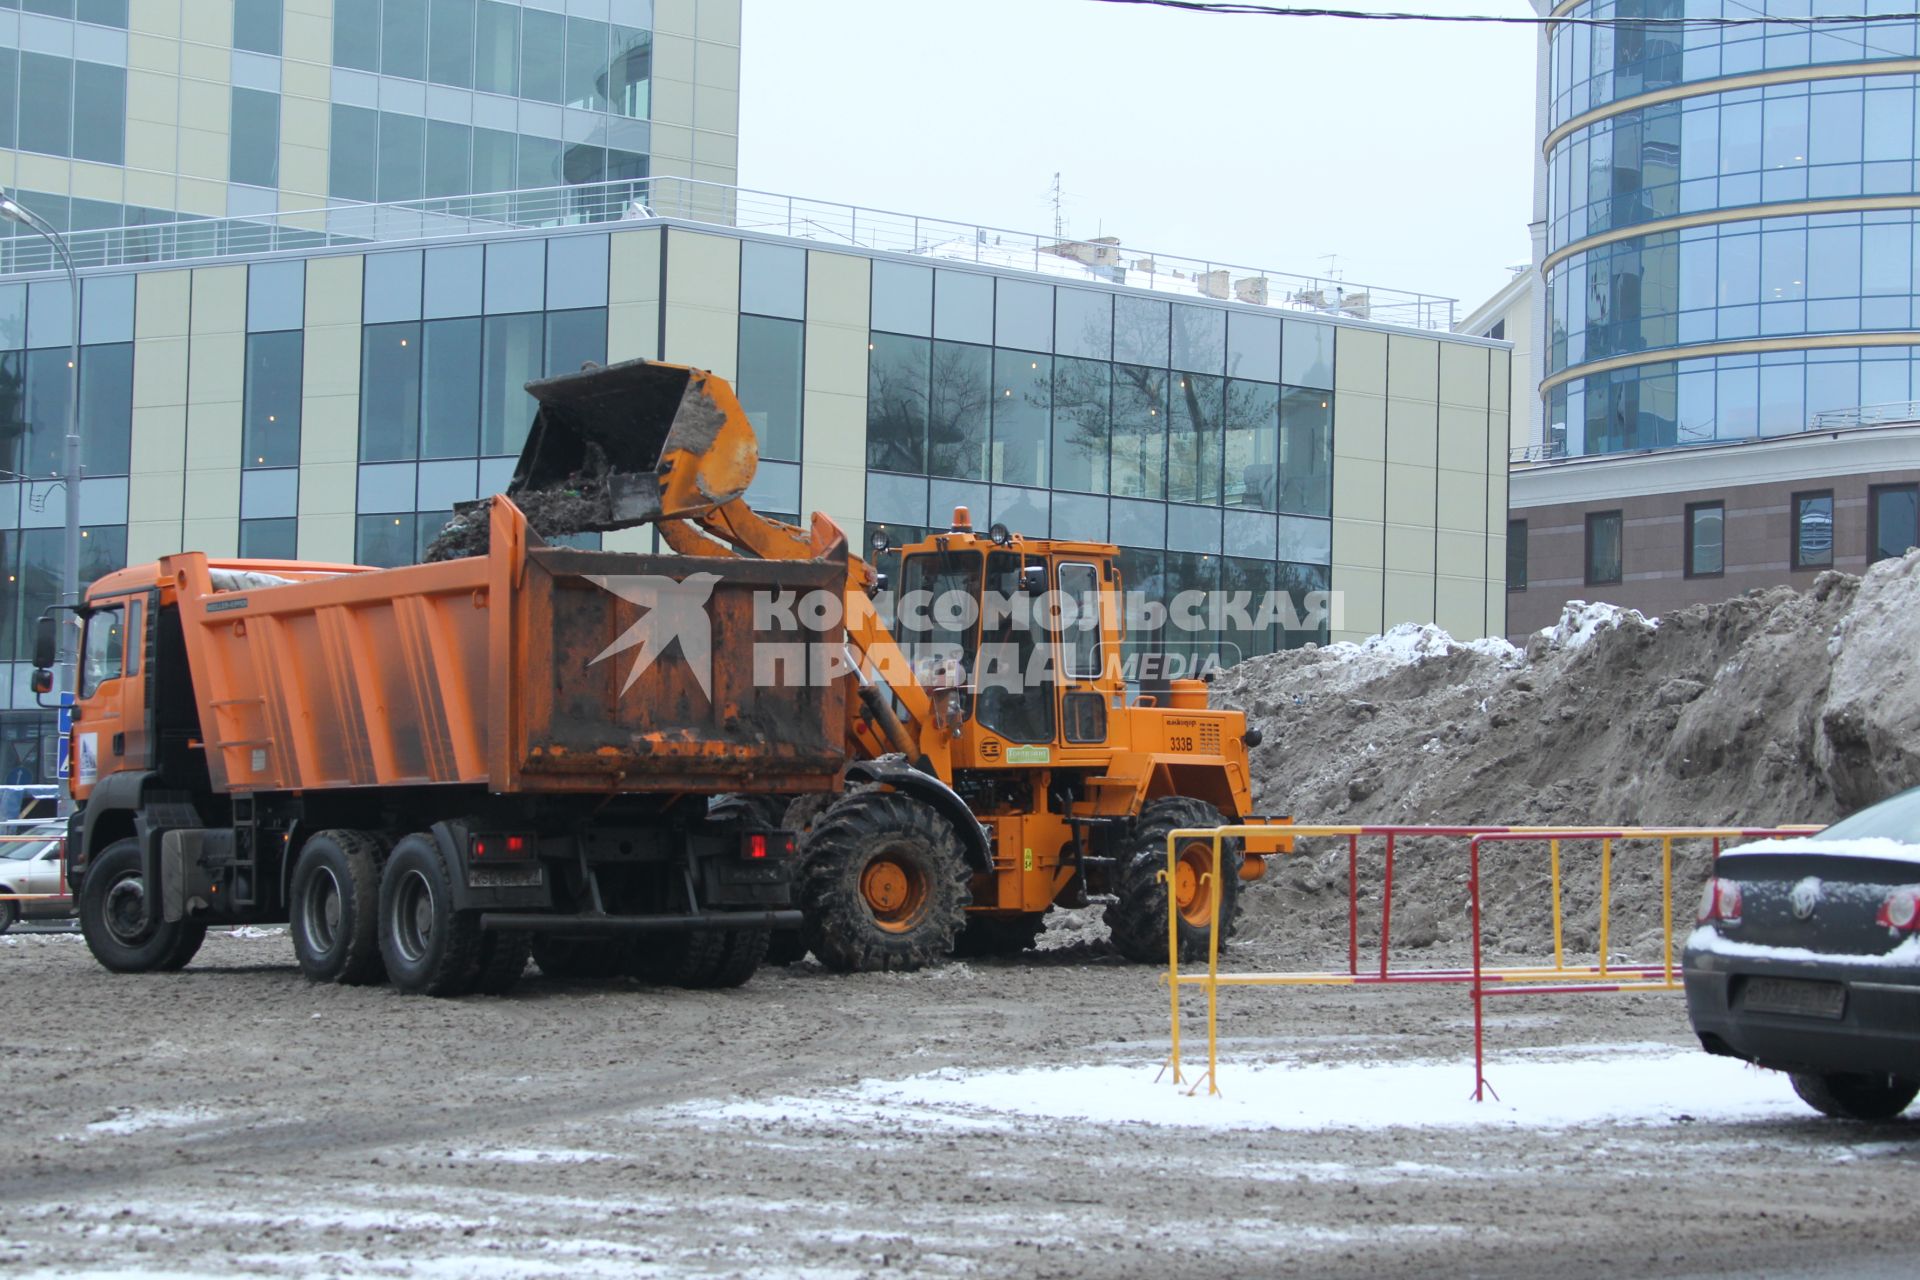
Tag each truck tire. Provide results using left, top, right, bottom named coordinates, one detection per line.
left=377, top=833, right=483, bottom=997
left=471, top=930, right=531, bottom=995
left=1106, top=797, right=1242, bottom=965
left=636, top=928, right=769, bottom=989
left=288, top=830, right=387, bottom=986
left=951, top=912, right=1048, bottom=958
left=1790, top=1072, right=1920, bottom=1120
left=799, top=790, right=970, bottom=973
left=78, top=839, right=208, bottom=974
left=530, top=935, right=627, bottom=980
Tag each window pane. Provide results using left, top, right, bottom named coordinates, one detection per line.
left=78, top=343, right=131, bottom=476
left=991, top=350, right=1050, bottom=488
left=545, top=308, right=606, bottom=375
left=1278, top=561, right=1331, bottom=649
left=73, top=62, right=124, bottom=165
left=1171, top=304, right=1226, bottom=375
left=382, top=0, right=429, bottom=80
left=330, top=105, right=378, bottom=201
left=564, top=17, right=609, bottom=110
left=1282, top=321, right=1335, bottom=390
left=333, top=0, right=381, bottom=71
left=240, top=517, right=297, bottom=560
left=1166, top=372, right=1221, bottom=505
left=1873, top=485, right=1920, bottom=562
left=420, top=317, right=480, bottom=458
left=18, top=54, right=71, bottom=157
left=1507, top=518, right=1528, bottom=591
left=520, top=8, right=565, bottom=103
left=378, top=112, right=425, bottom=202
left=428, top=0, right=475, bottom=88
left=1051, top=356, right=1109, bottom=494
left=78, top=0, right=129, bottom=24
left=867, top=332, right=929, bottom=474
left=0, top=51, right=17, bottom=152
left=926, top=340, right=989, bottom=481
left=609, top=26, right=651, bottom=119
left=1278, top=387, right=1332, bottom=517
left=1587, top=511, right=1623, bottom=584
left=22, top=348, right=69, bottom=480
left=360, top=323, right=421, bottom=462
left=1223, top=379, right=1278, bottom=510
left=229, top=87, right=280, bottom=188
left=233, top=0, right=283, bottom=55
left=516, top=134, right=560, bottom=189
left=474, top=0, right=519, bottom=95
left=480, top=312, right=542, bottom=456
left=737, top=315, right=803, bottom=463
left=1220, top=556, right=1276, bottom=662
left=1795, top=492, right=1834, bottom=568
left=1688, top=504, right=1723, bottom=576
left=1113, top=296, right=1169, bottom=367
left=358, top=513, right=419, bottom=568
left=1111, top=364, right=1166, bottom=500
left=243, top=331, right=302, bottom=469
left=561, top=141, right=605, bottom=185
left=472, top=127, right=515, bottom=193
left=424, top=120, right=471, bottom=197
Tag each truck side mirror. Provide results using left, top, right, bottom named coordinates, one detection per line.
left=29, top=668, right=52, bottom=696
left=31, top=614, right=55, bottom=671
left=1019, top=564, right=1046, bottom=594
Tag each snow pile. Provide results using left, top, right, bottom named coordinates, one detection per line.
left=1210, top=549, right=1920, bottom=967
left=689, top=1048, right=1798, bottom=1133
left=1534, top=599, right=1658, bottom=653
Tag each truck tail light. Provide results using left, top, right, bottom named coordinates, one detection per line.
left=1877, top=888, right=1920, bottom=932
left=747, top=834, right=768, bottom=860
left=1697, top=877, right=1742, bottom=926
left=506, top=835, right=528, bottom=855
left=742, top=833, right=797, bottom=861
left=472, top=833, right=534, bottom=860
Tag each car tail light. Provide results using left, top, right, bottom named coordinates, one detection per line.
left=1877, top=888, right=1920, bottom=932
left=1697, top=877, right=1742, bottom=925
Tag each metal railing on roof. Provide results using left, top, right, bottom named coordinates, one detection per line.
left=0, top=177, right=1458, bottom=331
left=1512, top=400, right=1920, bottom=465
left=1810, top=400, right=1920, bottom=430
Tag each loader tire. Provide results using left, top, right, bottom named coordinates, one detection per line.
left=707, top=793, right=792, bottom=829
left=289, top=829, right=387, bottom=986
left=530, top=935, right=627, bottom=980
left=951, top=912, right=1048, bottom=958
left=1106, top=797, right=1242, bottom=965
left=79, top=839, right=207, bottom=974
left=377, top=833, right=483, bottom=997
left=471, top=930, right=532, bottom=995
left=800, top=791, right=970, bottom=973
left=636, top=927, right=769, bottom=989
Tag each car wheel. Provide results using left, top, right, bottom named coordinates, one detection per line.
left=1790, top=1071, right=1920, bottom=1120
left=0, top=898, right=16, bottom=935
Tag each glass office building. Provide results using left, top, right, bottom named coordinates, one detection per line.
left=1539, top=2, right=1920, bottom=455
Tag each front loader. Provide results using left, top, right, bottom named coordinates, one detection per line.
left=508, top=358, right=1289, bottom=972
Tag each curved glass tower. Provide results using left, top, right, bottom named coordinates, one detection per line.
left=1538, top=2, right=1920, bottom=456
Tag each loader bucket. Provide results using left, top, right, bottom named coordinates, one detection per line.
left=510, top=358, right=760, bottom=531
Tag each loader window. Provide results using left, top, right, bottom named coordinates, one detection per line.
left=1058, top=562, right=1103, bottom=681
left=79, top=606, right=125, bottom=699
left=897, top=550, right=983, bottom=682
left=976, top=551, right=1055, bottom=744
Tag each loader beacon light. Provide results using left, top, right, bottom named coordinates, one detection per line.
left=1696, top=876, right=1742, bottom=925
left=949, top=506, right=973, bottom=532
left=1876, top=886, right=1920, bottom=932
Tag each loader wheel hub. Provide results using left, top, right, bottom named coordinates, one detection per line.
left=860, top=855, right=928, bottom=932
left=1174, top=844, right=1217, bottom=927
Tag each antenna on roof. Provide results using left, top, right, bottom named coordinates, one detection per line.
left=1050, top=172, right=1065, bottom=242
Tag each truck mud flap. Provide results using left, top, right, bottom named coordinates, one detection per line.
left=478, top=910, right=802, bottom=934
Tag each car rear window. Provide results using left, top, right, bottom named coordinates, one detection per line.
left=1820, top=787, right=1920, bottom=844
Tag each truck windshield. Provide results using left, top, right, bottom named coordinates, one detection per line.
left=79, top=606, right=125, bottom=698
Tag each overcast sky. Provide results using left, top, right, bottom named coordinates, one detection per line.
left=737, top=0, right=1539, bottom=322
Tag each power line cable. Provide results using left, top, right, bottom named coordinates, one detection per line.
left=1087, top=0, right=1920, bottom=28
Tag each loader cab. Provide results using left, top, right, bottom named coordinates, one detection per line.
left=889, top=509, right=1124, bottom=763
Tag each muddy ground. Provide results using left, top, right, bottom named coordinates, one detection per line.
left=2, top=925, right=1914, bottom=1279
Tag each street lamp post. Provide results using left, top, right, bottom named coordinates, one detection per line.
left=1, top=191, right=83, bottom=810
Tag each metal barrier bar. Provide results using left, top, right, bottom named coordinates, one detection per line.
left=1550, top=838, right=1564, bottom=971
left=1347, top=832, right=1359, bottom=977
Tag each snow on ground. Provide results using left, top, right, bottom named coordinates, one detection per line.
left=686, top=1045, right=1798, bottom=1135
left=1536, top=599, right=1658, bottom=652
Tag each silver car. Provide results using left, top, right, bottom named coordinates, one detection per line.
left=0, top=823, right=70, bottom=933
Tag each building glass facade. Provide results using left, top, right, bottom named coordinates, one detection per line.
left=1539, top=1, right=1920, bottom=456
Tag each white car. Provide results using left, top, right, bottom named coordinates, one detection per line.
left=0, top=823, right=70, bottom=933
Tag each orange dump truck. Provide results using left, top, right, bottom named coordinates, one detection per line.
left=35, top=493, right=849, bottom=996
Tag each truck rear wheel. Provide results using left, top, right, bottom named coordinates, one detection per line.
left=1106, top=797, right=1242, bottom=965
left=289, top=830, right=387, bottom=986
left=79, top=839, right=207, bottom=974
left=377, top=834, right=482, bottom=997
left=799, top=791, right=970, bottom=973
left=636, top=928, right=769, bottom=989
left=472, top=930, right=531, bottom=995
left=530, top=935, right=628, bottom=980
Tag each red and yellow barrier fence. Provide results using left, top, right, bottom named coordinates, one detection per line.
left=1162, top=822, right=1821, bottom=1099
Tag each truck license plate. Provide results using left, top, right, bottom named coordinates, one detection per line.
left=1743, top=977, right=1846, bottom=1019
left=468, top=866, right=544, bottom=889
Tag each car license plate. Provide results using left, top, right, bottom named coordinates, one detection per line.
left=1743, top=977, right=1846, bottom=1019
left=468, top=865, right=543, bottom=889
